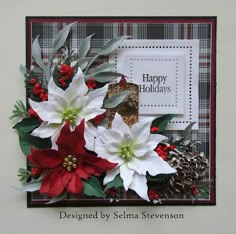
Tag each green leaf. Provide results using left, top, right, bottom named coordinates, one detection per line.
left=32, top=36, right=45, bottom=70
left=83, top=176, right=105, bottom=198
left=18, top=131, right=52, bottom=156
left=151, top=114, right=175, bottom=133
left=98, top=117, right=108, bottom=128
left=46, top=190, right=68, bottom=204
left=85, top=36, right=129, bottom=73
left=92, top=71, right=125, bottom=83
left=52, top=22, right=76, bottom=53
left=93, top=63, right=115, bottom=74
left=181, top=122, right=196, bottom=140
left=78, top=34, right=94, bottom=59
left=78, top=57, right=91, bottom=70
left=9, top=100, right=28, bottom=120
left=14, top=180, right=41, bottom=192
left=103, top=91, right=132, bottom=109
left=105, top=174, right=123, bottom=191
left=13, top=118, right=40, bottom=134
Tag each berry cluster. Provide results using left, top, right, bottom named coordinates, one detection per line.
left=150, top=126, right=159, bottom=133
left=192, top=184, right=199, bottom=196
left=28, top=108, right=39, bottom=118
left=105, top=188, right=117, bottom=197
left=155, top=144, right=175, bottom=161
left=58, top=64, right=74, bottom=87
left=31, top=168, right=42, bottom=177
left=87, top=77, right=97, bottom=89
left=29, top=78, right=48, bottom=101
left=148, top=190, right=159, bottom=200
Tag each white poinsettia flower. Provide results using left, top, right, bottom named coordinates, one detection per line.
left=94, top=113, right=176, bottom=201
left=29, top=68, right=108, bottom=150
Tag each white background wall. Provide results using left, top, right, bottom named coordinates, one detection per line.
left=0, top=0, right=234, bottom=233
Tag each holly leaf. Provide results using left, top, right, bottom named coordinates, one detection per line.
left=83, top=176, right=105, bottom=198
left=105, top=174, right=123, bottom=191
left=103, top=91, right=132, bottom=109
left=52, top=22, right=76, bottom=53
left=18, top=131, right=52, bottom=156
left=78, top=34, right=94, bottom=59
left=151, top=114, right=175, bottom=133
left=13, top=118, right=40, bottom=134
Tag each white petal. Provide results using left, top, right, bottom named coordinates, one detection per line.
left=29, top=99, right=62, bottom=124
left=97, top=127, right=122, bottom=144
left=129, top=173, right=150, bottom=201
left=133, top=143, right=152, bottom=157
left=81, top=108, right=106, bottom=122
left=47, top=77, right=65, bottom=101
left=120, top=164, right=134, bottom=191
left=127, top=157, right=143, bottom=175
left=146, top=134, right=168, bottom=149
left=112, top=113, right=130, bottom=137
left=31, top=122, right=60, bottom=138
left=130, top=119, right=152, bottom=143
left=86, top=84, right=108, bottom=109
left=95, top=139, right=124, bottom=165
left=139, top=151, right=176, bottom=176
left=107, top=142, right=120, bottom=153
left=84, top=121, right=98, bottom=151
left=103, top=167, right=120, bottom=185
left=50, top=124, right=64, bottom=150
left=64, top=68, right=88, bottom=102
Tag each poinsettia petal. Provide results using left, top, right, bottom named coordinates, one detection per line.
left=103, top=167, right=120, bottom=185
left=139, top=151, right=176, bottom=176
left=111, top=113, right=130, bottom=137
left=82, top=153, right=117, bottom=176
left=95, top=139, right=124, bottom=165
left=64, top=68, right=88, bottom=103
left=81, top=108, right=106, bottom=122
left=66, top=173, right=83, bottom=194
left=131, top=118, right=153, bottom=144
left=29, top=99, right=62, bottom=123
left=84, top=121, right=98, bottom=151
left=28, top=148, right=63, bottom=168
left=129, top=173, right=150, bottom=201
left=97, top=127, right=122, bottom=144
left=60, top=170, right=72, bottom=187
left=31, top=122, right=61, bottom=138
left=47, top=77, right=65, bottom=101
left=127, top=157, right=143, bottom=175
left=40, top=171, right=65, bottom=197
left=86, top=84, right=108, bottom=109
left=57, top=121, right=86, bottom=155
left=76, top=167, right=90, bottom=180
left=120, top=164, right=134, bottom=191
left=146, top=134, right=168, bottom=149
left=133, top=143, right=152, bottom=157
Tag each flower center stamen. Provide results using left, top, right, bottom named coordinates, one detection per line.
left=62, top=107, right=80, bottom=126
left=119, top=144, right=133, bottom=161
left=63, top=155, right=78, bottom=172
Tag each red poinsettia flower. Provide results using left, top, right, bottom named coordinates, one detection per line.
left=28, top=120, right=116, bottom=197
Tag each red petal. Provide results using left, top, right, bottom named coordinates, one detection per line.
left=56, top=121, right=86, bottom=156
left=60, top=170, right=72, bottom=187
left=66, top=173, right=83, bottom=194
left=80, top=153, right=117, bottom=176
left=42, top=171, right=65, bottom=197
left=28, top=148, right=62, bottom=169
left=75, top=167, right=90, bottom=180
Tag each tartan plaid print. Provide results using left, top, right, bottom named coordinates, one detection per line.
left=27, top=17, right=216, bottom=206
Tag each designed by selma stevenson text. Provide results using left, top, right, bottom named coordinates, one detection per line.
left=59, top=211, right=184, bottom=221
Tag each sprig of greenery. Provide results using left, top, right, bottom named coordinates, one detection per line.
left=17, top=168, right=31, bottom=184
left=9, top=100, right=28, bottom=120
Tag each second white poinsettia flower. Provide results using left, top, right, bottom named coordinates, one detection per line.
left=29, top=68, right=108, bottom=150
left=95, top=113, right=176, bottom=201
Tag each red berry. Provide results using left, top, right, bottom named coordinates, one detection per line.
left=39, top=89, right=45, bottom=94
left=31, top=168, right=41, bottom=177
left=34, top=83, right=41, bottom=88
left=169, top=145, right=175, bottom=150
left=39, top=93, right=45, bottom=99
left=30, top=78, right=36, bottom=84
left=33, top=87, right=40, bottom=95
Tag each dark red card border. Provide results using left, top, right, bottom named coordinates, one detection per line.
left=26, top=16, right=216, bottom=208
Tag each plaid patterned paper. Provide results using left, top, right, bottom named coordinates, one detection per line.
left=26, top=17, right=216, bottom=207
